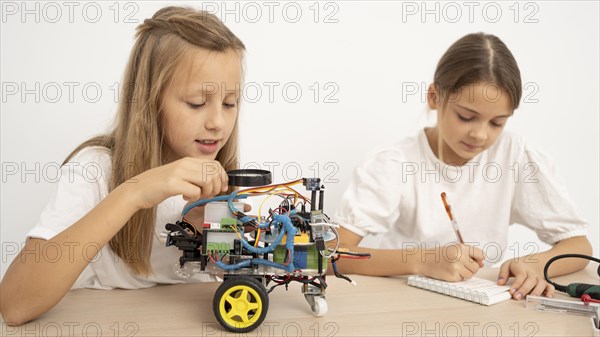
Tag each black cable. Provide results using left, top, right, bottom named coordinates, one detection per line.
left=331, top=259, right=353, bottom=283
left=544, top=254, right=600, bottom=293
left=338, top=251, right=372, bottom=258
left=266, top=282, right=286, bottom=294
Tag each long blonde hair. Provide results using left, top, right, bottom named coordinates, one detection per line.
left=64, top=6, right=245, bottom=275
left=432, top=33, right=522, bottom=162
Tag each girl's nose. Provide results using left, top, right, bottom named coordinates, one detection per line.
left=468, top=124, right=488, bottom=141
left=205, top=104, right=225, bottom=131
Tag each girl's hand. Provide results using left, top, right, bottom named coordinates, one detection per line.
left=420, top=244, right=485, bottom=281
left=123, top=157, right=228, bottom=210
left=497, top=259, right=555, bottom=300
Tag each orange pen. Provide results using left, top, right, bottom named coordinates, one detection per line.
left=440, top=192, right=465, bottom=244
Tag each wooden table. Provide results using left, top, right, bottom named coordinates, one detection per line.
left=2, top=267, right=598, bottom=336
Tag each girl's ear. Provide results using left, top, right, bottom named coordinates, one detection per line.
left=427, top=83, right=438, bottom=110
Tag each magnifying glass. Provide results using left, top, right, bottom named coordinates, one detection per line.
left=227, top=169, right=272, bottom=187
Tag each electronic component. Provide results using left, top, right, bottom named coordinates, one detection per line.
left=544, top=254, right=600, bottom=301
left=164, top=171, right=371, bottom=333
left=526, top=295, right=600, bottom=317
left=526, top=294, right=600, bottom=336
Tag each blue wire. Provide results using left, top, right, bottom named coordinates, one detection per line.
left=215, top=258, right=294, bottom=273
left=237, top=210, right=298, bottom=253
left=190, top=188, right=299, bottom=273
left=213, top=212, right=298, bottom=273
left=181, top=193, right=248, bottom=216
left=215, top=259, right=252, bottom=271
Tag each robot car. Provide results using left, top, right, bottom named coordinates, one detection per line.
left=162, top=169, right=370, bottom=333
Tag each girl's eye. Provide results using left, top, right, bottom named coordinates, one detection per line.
left=186, top=102, right=205, bottom=109
left=223, top=102, right=237, bottom=108
left=490, top=121, right=504, bottom=128
left=457, top=113, right=473, bottom=122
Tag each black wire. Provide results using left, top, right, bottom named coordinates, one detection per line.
left=338, top=251, right=371, bottom=257
left=543, top=254, right=600, bottom=292
left=316, top=275, right=327, bottom=289
left=265, top=275, right=326, bottom=293
left=331, top=260, right=353, bottom=283
left=267, top=282, right=284, bottom=293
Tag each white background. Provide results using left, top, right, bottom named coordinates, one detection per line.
left=1, top=1, right=598, bottom=276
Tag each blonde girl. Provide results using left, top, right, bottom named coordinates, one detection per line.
left=1, top=6, right=245, bottom=324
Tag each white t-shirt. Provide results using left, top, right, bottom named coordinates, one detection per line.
left=333, top=129, right=588, bottom=261
left=27, top=146, right=214, bottom=289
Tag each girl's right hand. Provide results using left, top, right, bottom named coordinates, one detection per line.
left=419, top=244, right=485, bottom=281
left=122, top=157, right=229, bottom=210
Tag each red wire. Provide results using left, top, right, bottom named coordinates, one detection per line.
left=284, top=249, right=292, bottom=265
left=581, top=294, right=600, bottom=303
left=339, top=255, right=370, bottom=260
left=207, top=251, right=220, bottom=263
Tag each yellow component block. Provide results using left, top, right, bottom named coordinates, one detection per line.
left=282, top=232, right=311, bottom=244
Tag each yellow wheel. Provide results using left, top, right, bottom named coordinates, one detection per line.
left=213, top=276, right=269, bottom=333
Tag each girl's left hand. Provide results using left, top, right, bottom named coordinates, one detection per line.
left=497, top=259, right=555, bottom=300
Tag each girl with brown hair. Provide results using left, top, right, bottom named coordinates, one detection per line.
left=333, top=33, right=592, bottom=301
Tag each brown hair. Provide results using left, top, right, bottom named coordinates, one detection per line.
left=64, top=6, right=245, bottom=275
left=432, top=32, right=521, bottom=161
